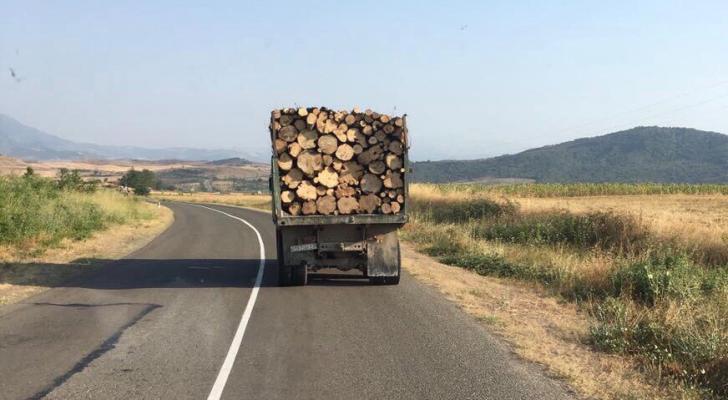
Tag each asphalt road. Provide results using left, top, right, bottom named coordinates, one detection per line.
left=0, top=202, right=574, bottom=400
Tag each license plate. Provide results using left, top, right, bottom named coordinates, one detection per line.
left=290, top=243, right=317, bottom=252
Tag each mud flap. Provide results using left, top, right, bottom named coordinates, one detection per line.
left=366, top=230, right=400, bottom=277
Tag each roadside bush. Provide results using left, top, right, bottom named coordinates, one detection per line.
left=612, top=254, right=707, bottom=305
left=0, top=176, right=153, bottom=252
left=474, top=211, right=651, bottom=254
left=411, top=197, right=517, bottom=223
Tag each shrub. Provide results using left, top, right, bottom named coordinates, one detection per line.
left=411, top=197, right=517, bottom=223
left=474, top=211, right=651, bottom=253
left=612, top=254, right=727, bottom=306
left=0, top=175, right=153, bottom=251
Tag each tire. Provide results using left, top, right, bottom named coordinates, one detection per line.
left=277, top=231, right=292, bottom=286
left=291, top=265, right=308, bottom=286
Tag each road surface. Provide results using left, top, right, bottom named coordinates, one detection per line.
left=0, top=202, right=574, bottom=400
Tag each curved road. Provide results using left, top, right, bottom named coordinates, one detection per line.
left=0, top=203, right=574, bottom=400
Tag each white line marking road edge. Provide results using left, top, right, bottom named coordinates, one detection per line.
left=196, top=205, right=266, bottom=400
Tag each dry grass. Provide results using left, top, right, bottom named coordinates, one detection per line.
left=151, top=191, right=272, bottom=211
left=0, top=204, right=173, bottom=305
left=405, top=183, right=727, bottom=398
left=410, top=184, right=728, bottom=266
left=515, top=195, right=728, bottom=264
left=402, top=244, right=681, bottom=400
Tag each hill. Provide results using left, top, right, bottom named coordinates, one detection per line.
left=206, top=157, right=253, bottom=166
left=0, top=114, right=264, bottom=161
left=412, top=127, right=728, bottom=183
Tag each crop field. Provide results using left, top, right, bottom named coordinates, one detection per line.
left=404, top=183, right=728, bottom=398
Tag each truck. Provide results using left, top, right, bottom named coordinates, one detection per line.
left=269, top=107, right=409, bottom=286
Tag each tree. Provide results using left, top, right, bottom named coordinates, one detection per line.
left=23, top=166, right=34, bottom=178
left=120, top=168, right=158, bottom=196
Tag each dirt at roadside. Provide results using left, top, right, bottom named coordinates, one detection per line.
left=401, top=243, right=676, bottom=400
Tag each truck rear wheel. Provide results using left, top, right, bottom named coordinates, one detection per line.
left=276, top=231, right=292, bottom=286
left=291, top=265, right=307, bottom=286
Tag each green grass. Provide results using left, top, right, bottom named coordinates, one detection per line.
left=404, top=184, right=728, bottom=398
left=0, top=175, right=154, bottom=253
left=422, top=182, right=728, bottom=197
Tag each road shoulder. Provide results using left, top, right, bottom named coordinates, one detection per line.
left=401, top=243, right=671, bottom=400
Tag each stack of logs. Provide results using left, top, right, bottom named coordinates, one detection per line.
left=270, top=107, right=407, bottom=216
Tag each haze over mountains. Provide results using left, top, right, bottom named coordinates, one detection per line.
left=413, top=127, right=728, bottom=183
left=0, top=114, right=267, bottom=162
left=2, top=113, right=726, bottom=184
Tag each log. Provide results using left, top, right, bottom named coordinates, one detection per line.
left=344, top=114, right=356, bottom=125
left=385, top=154, right=402, bottom=169
left=315, top=114, right=327, bottom=133
left=302, top=200, right=317, bottom=215
left=296, top=181, right=318, bottom=200
left=316, top=195, right=336, bottom=215
left=316, top=185, right=327, bottom=196
left=282, top=168, right=303, bottom=189
left=277, top=152, right=293, bottom=171
left=368, top=160, right=386, bottom=175
left=342, top=161, right=363, bottom=179
left=322, top=154, right=333, bottom=166
left=306, top=113, right=317, bottom=126
left=274, top=139, right=287, bottom=154
left=380, top=202, right=392, bottom=214
left=278, top=125, right=298, bottom=142
left=390, top=201, right=401, bottom=214
left=288, top=202, right=301, bottom=216
left=388, top=140, right=404, bottom=155
left=324, top=119, right=337, bottom=134
left=346, top=128, right=359, bottom=143
left=281, top=190, right=295, bottom=203
left=297, top=107, right=308, bottom=117
left=352, top=144, right=364, bottom=154
left=297, top=130, right=318, bottom=149
left=337, top=197, right=359, bottom=214
left=335, top=144, right=354, bottom=161
left=335, top=185, right=356, bottom=198
left=360, top=173, right=382, bottom=193
left=317, top=167, right=339, bottom=188
left=297, top=150, right=323, bottom=176
left=279, top=114, right=294, bottom=126
left=383, top=171, right=403, bottom=189
left=288, top=142, right=302, bottom=158
left=358, top=194, right=381, bottom=213
left=294, top=118, right=306, bottom=131
left=317, top=135, right=338, bottom=154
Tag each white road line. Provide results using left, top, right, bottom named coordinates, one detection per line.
left=196, top=204, right=266, bottom=400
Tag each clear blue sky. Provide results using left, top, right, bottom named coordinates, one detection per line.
left=2, top=1, right=728, bottom=160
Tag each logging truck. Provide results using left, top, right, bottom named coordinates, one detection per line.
left=269, top=107, right=409, bottom=286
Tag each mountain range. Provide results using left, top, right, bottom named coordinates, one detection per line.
left=2, top=113, right=726, bottom=183
left=412, top=126, right=728, bottom=183
left=0, top=114, right=267, bottom=162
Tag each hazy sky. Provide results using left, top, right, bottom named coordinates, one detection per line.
left=2, top=1, right=728, bottom=160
